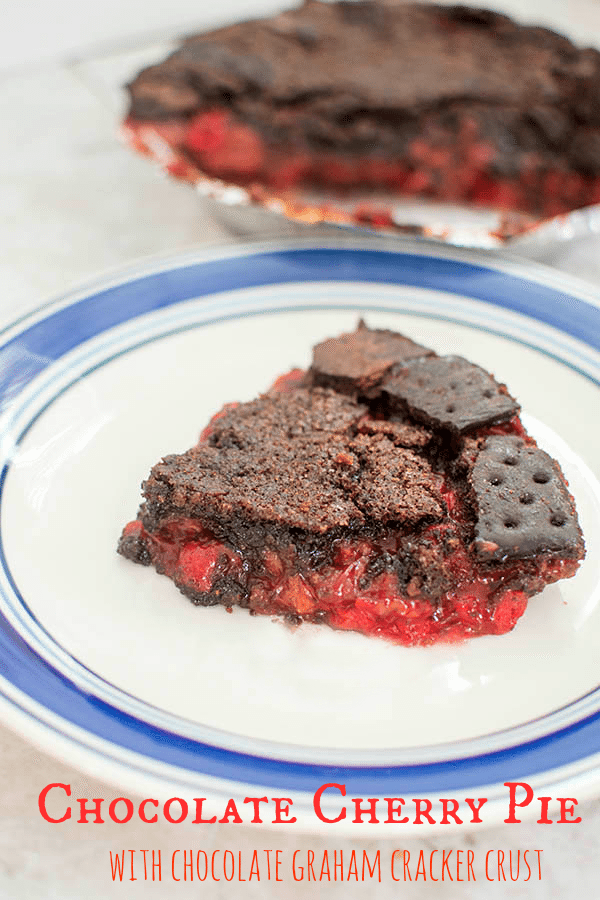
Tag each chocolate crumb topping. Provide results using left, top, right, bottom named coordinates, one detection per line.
left=141, top=387, right=445, bottom=548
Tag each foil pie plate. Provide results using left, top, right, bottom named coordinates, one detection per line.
left=122, top=120, right=600, bottom=251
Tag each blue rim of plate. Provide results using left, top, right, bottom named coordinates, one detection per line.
left=1, top=239, right=600, bottom=806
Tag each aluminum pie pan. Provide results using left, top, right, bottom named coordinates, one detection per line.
left=122, top=120, right=600, bottom=251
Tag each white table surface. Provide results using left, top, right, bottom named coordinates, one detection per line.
left=2, top=48, right=600, bottom=900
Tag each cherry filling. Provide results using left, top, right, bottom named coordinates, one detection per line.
left=118, top=370, right=579, bottom=646
left=125, top=110, right=600, bottom=219
left=121, top=511, right=576, bottom=647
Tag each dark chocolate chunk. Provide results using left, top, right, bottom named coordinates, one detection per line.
left=311, top=321, right=433, bottom=396
left=382, top=355, right=519, bottom=434
left=470, top=435, right=584, bottom=560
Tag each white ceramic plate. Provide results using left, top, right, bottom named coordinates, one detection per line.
left=1, top=238, right=599, bottom=834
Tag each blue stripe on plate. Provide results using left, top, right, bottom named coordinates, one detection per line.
left=0, top=245, right=599, bottom=796
left=1, top=249, right=599, bottom=402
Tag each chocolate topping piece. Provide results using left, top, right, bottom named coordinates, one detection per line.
left=142, top=388, right=445, bottom=543
left=117, top=527, right=151, bottom=566
left=470, top=435, right=584, bottom=560
left=311, top=321, right=433, bottom=396
left=383, top=355, right=519, bottom=434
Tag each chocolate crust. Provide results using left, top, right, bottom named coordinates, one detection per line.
left=127, top=0, right=600, bottom=176
left=140, top=387, right=446, bottom=558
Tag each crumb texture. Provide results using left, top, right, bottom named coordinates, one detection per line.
left=142, top=387, right=445, bottom=538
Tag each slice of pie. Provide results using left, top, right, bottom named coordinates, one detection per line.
left=118, top=323, right=585, bottom=645
left=125, top=1, right=600, bottom=218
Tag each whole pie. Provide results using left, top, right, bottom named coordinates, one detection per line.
left=125, top=0, right=600, bottom=218
left=118, top=323, right=585, bottom=645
